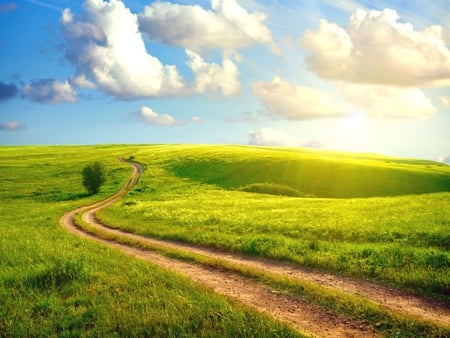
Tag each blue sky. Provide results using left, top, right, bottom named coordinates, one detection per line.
left=0, top=0, right=449, bottom=162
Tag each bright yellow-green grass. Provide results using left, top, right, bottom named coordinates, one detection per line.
left=0, top=145, right=301, bottom=337
left=98, top=145, right=450, bottom=301
left=166, top=145, right=450, bottom=197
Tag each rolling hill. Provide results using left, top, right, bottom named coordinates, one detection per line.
left=162, top=145, right=450, bottom=198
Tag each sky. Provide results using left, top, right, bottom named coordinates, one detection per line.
left=0, top=0, right=449, bottom=162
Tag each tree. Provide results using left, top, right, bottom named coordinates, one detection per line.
left=81, top=162, right=105, bottom=195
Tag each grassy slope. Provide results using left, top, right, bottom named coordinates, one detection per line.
left=0, top=145, right=301, bottom=337
left=166, top=145, right=450, bottom=198
left=98, top=145, right=450, bottom=300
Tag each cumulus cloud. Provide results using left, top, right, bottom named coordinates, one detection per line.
left=186, top=49, right=241, bottom=96
left=60, top=0, right=186, bottom=100
left=252, top=77, right=349, bottom=120
left=138, top=0, right=279, bottom=54
left=135, top=106, right=184, bottom=127
left=134, top=106, right=205, bottom=126
left=0, top=120, right=24, bottom=131
left=0, top=81, right=18, bottom=101
left=22, top=79, right=77, bottom=104
left=302, top=8, right=450, bottom=87
left=69, top=74, right=96, bottom=89
left=252, top=77, right=436, bottom=120
left=440, top=96, right=450, bottom=107
left=249, top=127, right=299, bottom=146
left=339, top=84, right=436, bottom=119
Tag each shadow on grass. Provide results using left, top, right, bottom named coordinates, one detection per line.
left=56, top=192, right=92, bottom=202
left=24, top=259, right=87, bottom=290
left=30, top=190, right=91, bottom=202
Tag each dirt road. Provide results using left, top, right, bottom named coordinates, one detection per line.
left=60, top=161, right=449, bottom=337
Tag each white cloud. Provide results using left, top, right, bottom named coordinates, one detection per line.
left=302, top=8, right=450, bottom=87
left=134, top=107, right=204, bottom=126
left=248, top=127, right=322, bottom=148
left=251, top=76, right=349, bottom=120
left=22, top=79, right=77, bottom=104
left=135, top=106, right=184, bottom=127
left=186, top=49, right=241, bottom=96
left=439, top=96, right=450, bottom=107
left=191, top=116, right=203, bottom=124
left=340, top=84, right=436, bottom=119
left=252, top=77, right=435, bottom=120
left=60, top=0, right=186, bottom=100
left=249, top=127, right=298, bottom=146
left=138, top=0, right=279, bottom=54
left=69, top=74, right=96, bottom=89
left=0, top=120, right=25, bottom=131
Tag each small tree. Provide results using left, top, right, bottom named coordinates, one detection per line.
left=82, top=162, right=105, bottom=195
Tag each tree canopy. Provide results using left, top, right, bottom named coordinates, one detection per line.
left=82, top=162, right=105, bottom=195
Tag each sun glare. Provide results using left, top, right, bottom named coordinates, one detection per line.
left=335, top=111, right=370, bottom=152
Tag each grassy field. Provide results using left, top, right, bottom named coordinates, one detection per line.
left=1, top=144, right=449, bottom=337
left=98, top=145, right=450, bottom=301
left=165, top=145, right=450, bottom=198
left=0, top=145, right=301, bottom=337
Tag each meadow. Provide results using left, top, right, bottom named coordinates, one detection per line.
left=0, top=145, right=301, bottom=337
left=98, top=145, right=450, bottom=301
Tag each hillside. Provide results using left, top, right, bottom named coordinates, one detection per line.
left=2, top=145, right=449, bottom=337
left=0, top=145, right=299, bottom=337
left=95, top=145, right=450, bottom=300
left=163, top=145, right=450, bottom=198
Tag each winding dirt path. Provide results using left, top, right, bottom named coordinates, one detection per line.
left=61, top=161, right=449, bottom=336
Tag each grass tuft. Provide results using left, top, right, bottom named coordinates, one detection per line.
left=24, top=258, right=86, bottom=290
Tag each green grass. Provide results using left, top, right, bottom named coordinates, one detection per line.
left=2, top=144, right=449, bottom=337
left=97, top=145, right=450, bottom=301
left=0, top=145, right=302, bottom=337
left=74, top=210, right=449, bottom=337
left=165, top=145, right=449, bottom=198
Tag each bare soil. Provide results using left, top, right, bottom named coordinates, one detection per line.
left=60, top=161, right=449, bottom=337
